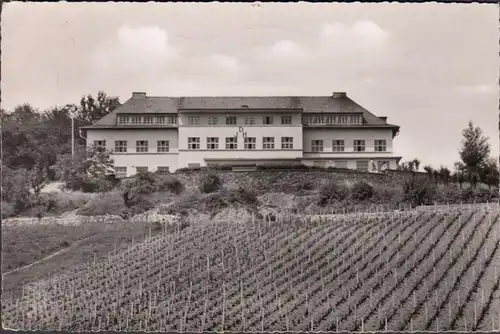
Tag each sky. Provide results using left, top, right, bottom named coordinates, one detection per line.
left=2, top=2, right=498, bottom=170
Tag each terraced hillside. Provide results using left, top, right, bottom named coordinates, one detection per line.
left=2, top=207, right=500, bottom=332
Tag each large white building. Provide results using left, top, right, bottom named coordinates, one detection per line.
left=82, top=92, right=401, bottom=177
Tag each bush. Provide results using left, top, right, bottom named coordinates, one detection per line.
left=351, top=181, right=375, bottom=200
left=295, top=180, right=316, bottom=191
left=1, top=201, right=16, bottom=219
left=198, top=171, right=222, bottom=193
left=402, top=177, right=436, bottom=206
left=78, top=191, right=128, bottom=216
left=43, top=191, right=95, bottom=214
left=156, top=174, right=184, bottom=194
left=2, top=167, right=31, bottom=214
left=318, top=181, right=350, bottom=205
left=225, top=185, right=259, bottom=206
left=199, top=192, right=229, bottom=214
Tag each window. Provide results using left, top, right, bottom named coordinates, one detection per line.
left=208, top=117, right=219, bottom=125
left=93, top=140, right=106, bottom=151
left=167, top=116, right=177, bottom=124
left=136, top=140, right=148, bottom=153
left=226, top=116, right=237, bottom=125
left=263, top=137, right=275, bottom=149
left=157, top=140, right=170, bottom=153
left=244, top=116, right=255, bottom=125
left=118, top=116, right=129, bottom=124
left=156, top=166, right=170, bottom=174
left=144, top=116, right=154, bottom=124
left=156, top=116, right=166, bottom=124
left=136, top=167, right=148, bottom=174
left=244, top=137, right=256, bottom=150
left=311, top=140, right=324, bottom=152
left=354, top=140, right=366, bottom=152
left=356, top=160, right=369, bottom=172
left=207, top=137, right=219, bottom=149
left=225, top=137, right=238, bottom=150
left=281, top=137, right=294, bottom=149
left=281, top=116, right=292, bottom=125
left=115, top=167, right=127, bottom=178
left=188, top=137, right=200, bottom=149
left=335, top=160, right=348, bottom=169
left=188, top=163, right=201, bottom=169
left=263, top=116, right=274, bottom=125
left=131, top=116, right=142, bottom=124
left=375, top=140, right=387, bottom=152
left=114, top=140, right=127, bottom=153
left=188, top=116, right=199, bottom=125
left=332, top=140, right=345, bottom=152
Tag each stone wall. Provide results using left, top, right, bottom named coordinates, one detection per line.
left=174, top=169, right=427, bottom=194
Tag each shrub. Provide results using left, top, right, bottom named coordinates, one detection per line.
left=402, top=177, right=436, bottom=206
left=1, top=202, right=15, bottom=219
left=49, top=191, right=94, bottom=214
left=78, top=191, right=127, bottom=216
left=318, top=181, right=350, bottom=205
left=199, top=192, right=229, bottom=215
left=226, top=185, right=259, bottom=206
left=198, top=171, right=222, bottom=193
left=79, top=174, right=115, bottom=193
left=156, top=174, right=184, bottom=194
left=350, top=181, right=375, bottom=200
left=2, top=167, right=31, bottom=214
left=295, top=180, right=316, bottom=191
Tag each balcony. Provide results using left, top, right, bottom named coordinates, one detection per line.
left=116, top=114, right=178, bottom=127
left=302, top=114, right=363, bottom=126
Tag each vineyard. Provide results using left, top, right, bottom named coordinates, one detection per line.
left=2, top=206, right=500, bottom=332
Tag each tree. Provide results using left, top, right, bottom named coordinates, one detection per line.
left=459, top=122, right=490, bottom=189
left=412, top=158, right=421, bottom=172
left=454, top=162, right=468, bottom=189
left=76, top=91, right=121, bottom=126
left=438, top=166, right=451, bottom=185
left=480, top=158, right=499, bottom=190
left=28, top=162, right=48, bottom=195
left=423, top=165, right=434, bottom=180
left=63, top=145, right=115, bottom=193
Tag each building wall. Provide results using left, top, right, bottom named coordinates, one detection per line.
left=302, top=128, right=397, bottom=169
left=302, top=128, right=394, bottom=153
left=178, top=124, right=303, bottom=168
left=86, top=119, right=398, bottom=172
left=86, top=129, right=179, bottom=175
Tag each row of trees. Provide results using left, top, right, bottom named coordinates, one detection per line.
left=396, top=122, right=499, bottom=190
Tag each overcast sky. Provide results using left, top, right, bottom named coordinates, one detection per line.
left=2, top=2, right=498, bottom=169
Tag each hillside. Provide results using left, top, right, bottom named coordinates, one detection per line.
left=3, top=207, right=500, bottom=332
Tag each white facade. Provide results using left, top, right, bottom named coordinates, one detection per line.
left=83, top=93, right=401, bottom=176
left=86, top=129, right=178, bottom=176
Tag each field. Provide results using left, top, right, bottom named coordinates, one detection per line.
left=2, top=206, right=500, bottom=332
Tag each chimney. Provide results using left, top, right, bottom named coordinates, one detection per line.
left=380, top=116, right=387, bottom=122
left=132, top=92, right=146, bottom=99
left=332, top=92, right=347, bottom=99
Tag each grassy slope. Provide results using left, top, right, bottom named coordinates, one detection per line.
left=1, top=220, right=162, bottom=297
